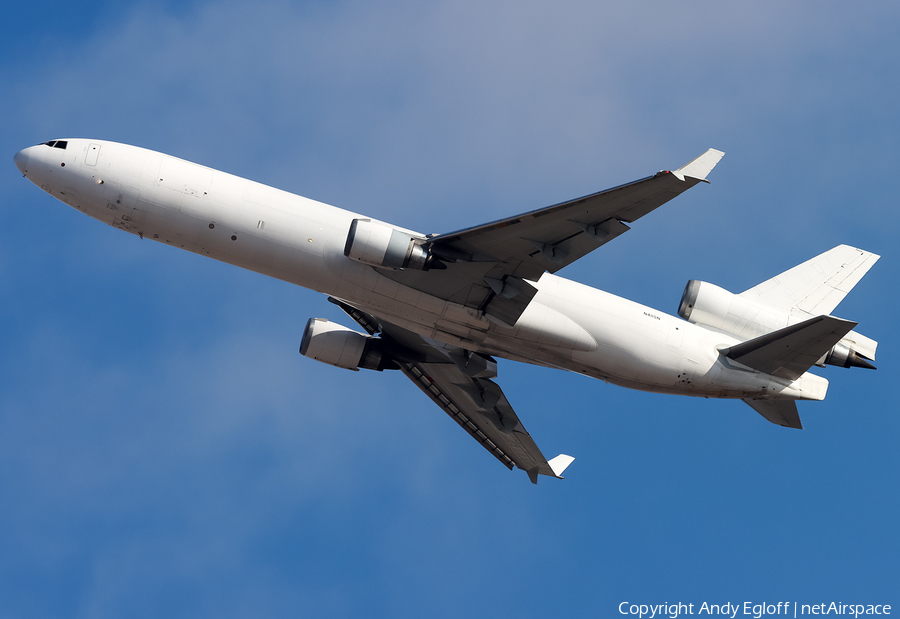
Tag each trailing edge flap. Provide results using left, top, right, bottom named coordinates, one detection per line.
left=722, top=315, right=857, bottom=381
left=742, top=399, right=802, bottom=429
left=330, top=297, right=571, bottom=484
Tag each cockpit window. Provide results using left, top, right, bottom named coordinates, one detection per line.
left=42, top=140, right=68, bottom=149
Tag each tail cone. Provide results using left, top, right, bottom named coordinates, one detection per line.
left=848, top=350, right=876, bottom=370
left=825, top=343, right=876, bottom=370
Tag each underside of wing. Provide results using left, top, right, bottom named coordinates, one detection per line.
left=401, top=361, right=567, bottom=482
left=330, top=298, right=573, bottom=483
left=379, top=149, right=723, bottom=328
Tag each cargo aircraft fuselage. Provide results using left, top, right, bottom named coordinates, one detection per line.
left=14, top=139, right=878, bottom=482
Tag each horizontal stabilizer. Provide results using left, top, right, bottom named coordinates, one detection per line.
left=722, top=315, right=857, bottom=380
left=743, top=398, right=802, bottom=429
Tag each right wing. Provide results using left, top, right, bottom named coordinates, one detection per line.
left=331, top=298, right=573, bottom=483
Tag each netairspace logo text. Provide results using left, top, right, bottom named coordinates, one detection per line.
left=618, top=602, right=892, bottom=619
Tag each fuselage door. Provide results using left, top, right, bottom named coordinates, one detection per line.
left=85, top=143, right=101, bottom=166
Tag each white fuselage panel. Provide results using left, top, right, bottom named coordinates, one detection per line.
left=17, top=139, right=828, bottom=403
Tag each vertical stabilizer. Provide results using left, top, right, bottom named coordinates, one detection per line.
left=739, top=245, right=879, bottom=361
left=740, top=245, right=879, bottom=317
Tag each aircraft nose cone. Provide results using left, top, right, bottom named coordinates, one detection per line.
left=14, top=148, right=29, bottom=175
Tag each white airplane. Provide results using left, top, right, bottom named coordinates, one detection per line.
left=14, top=139, right=879, bottom=483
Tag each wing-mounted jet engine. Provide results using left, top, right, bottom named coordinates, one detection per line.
left=343, top=218, right=444, bottom=271
left=300, top=318, right=400, bottom=372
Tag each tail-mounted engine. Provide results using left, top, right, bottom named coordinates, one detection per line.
left=677, top=280, right=788, bottom=338
left=299, top=318, right=398, bottom=371
left=677, top=280, right=875, bottom=370
left=344, top=218, right=441, bottom=270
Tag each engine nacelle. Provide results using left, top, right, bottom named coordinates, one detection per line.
left=678, top=280, right=876, bottom=370
left=344, top=218, right=434, bottom=270
left=299, top=318, right=397, bottom=371
left=677, top=280, right=790, bottom=340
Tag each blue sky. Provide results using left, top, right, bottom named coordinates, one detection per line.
left=1, top=1, right=897, bottom=617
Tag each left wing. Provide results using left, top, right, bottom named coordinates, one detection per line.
left=332, top=298, right=573, bottom=483
left=380, top=149, right=724, bottom=327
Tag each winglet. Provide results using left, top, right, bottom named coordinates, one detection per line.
left=548, top=454, right=575, bottom=478
left=672, top=148, right=725, bottom=182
